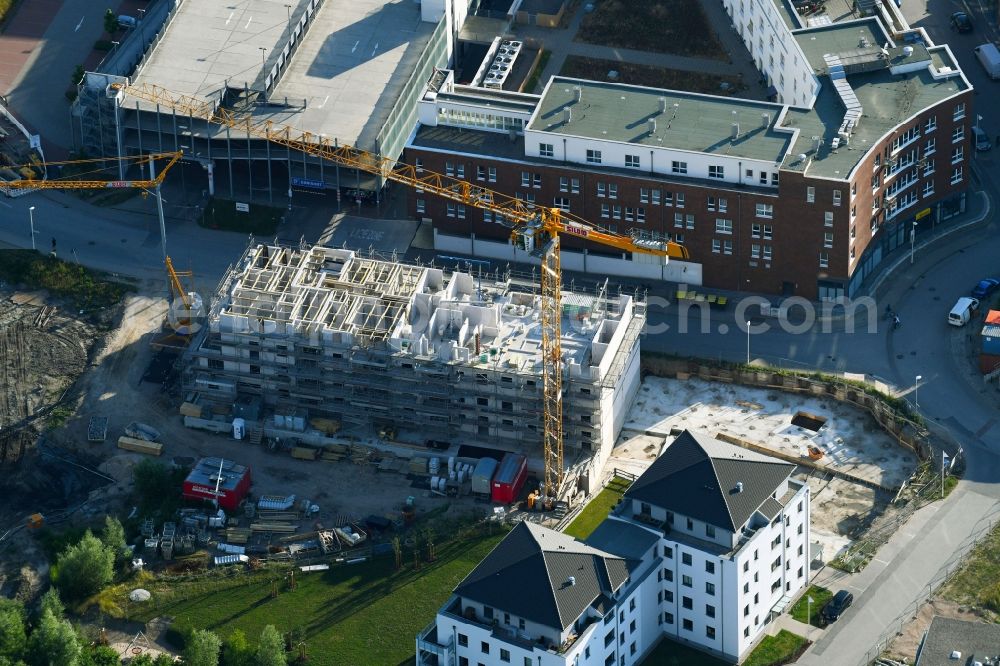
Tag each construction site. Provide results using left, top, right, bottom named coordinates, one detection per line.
left=180, top=241, right=644, bottom=495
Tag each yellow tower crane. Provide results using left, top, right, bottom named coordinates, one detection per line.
left=104, top=82, right=690, bottom=497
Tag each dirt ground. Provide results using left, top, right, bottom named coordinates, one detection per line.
left=884, top=598, right=987, bottom=663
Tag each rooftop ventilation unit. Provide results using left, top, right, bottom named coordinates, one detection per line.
left=658, top=97, right=667, bottom=113
left=735, top=481, right=744, bottom=493
left=731, top=122, right=740, bottom=140
left=563, top=108, right=572, bottom=124
left=648, top=118, right=656, bottom=134
left=761, top=112, right=770, bottom=128
left=573, top=85, right=582, bottom=102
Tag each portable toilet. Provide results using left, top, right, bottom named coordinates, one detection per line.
left=232, top=418, right=246, bottom=440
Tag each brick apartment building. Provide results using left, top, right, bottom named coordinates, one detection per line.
left=404, top=7, right=973, bottom=300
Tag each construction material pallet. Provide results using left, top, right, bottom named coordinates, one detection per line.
left=87, top=417, right=108, bottom=442
left=250, top=522, right=297, bottom=533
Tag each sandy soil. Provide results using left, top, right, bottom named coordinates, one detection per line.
left=885, top=598, right=987, bottom=663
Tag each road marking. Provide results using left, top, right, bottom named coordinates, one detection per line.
left=976, top=418, right=996, bottom=437
left=372, top=42, right=379, bottom=57
left=870, top=558, right=889, bottom=565
left=226, top=11, right=233, bottom=25
left=0, top=199, right=11, bottom=208
left=75, top=16, right=85, bottom=32
left=318, top=95, right=329, bottom=109
left=245, top=16, right=253, bottom=29
left=351, top=40, right=359, bottom=53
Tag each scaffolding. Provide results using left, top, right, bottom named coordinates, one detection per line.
left=183, top=243, right=644, bottom=462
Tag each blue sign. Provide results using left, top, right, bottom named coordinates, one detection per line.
left=291, top=177, right=325, bottom=189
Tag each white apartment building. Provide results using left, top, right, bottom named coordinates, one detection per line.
left=416, top=430, right=811, bottom=665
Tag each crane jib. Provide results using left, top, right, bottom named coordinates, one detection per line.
left=562, top=225, right=589, bottom=238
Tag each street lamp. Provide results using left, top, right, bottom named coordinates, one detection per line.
left=746, top=320, right=751, bottom=365
left=284, top=3, right=291, bottom=28
left=28, top=206, right=36, bottom=251
left=915, top=375, right=922, bottom=410
left=259, top=47, right=267, bottom=70
left=909, top=221, right=917, bottom=264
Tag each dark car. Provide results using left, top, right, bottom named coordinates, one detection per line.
left=950, top=11, right=973, bottom=32
left=972, top=278, right=1000, bottom=299
left=821, top=590, right=854, bottom=624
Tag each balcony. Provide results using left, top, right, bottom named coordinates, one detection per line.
left=416, top=622, right=452, bottom=666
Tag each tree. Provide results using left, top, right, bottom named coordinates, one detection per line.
left=26, top=609, right=80, bottom=666
left=100, top=515, right=127, bottom=567
left=53, top=531, right=114, bottom=602
left=0, top=599, right=26, bottom=660
left=103, top=9, right=118, bottom=35
left=77, top=646, right=119, bottom=666
left=183, top=629, right=221, bottom=666
left=221, top=629, right=251, bottom=666
left=128, top=657, right=154, bottom=666
left=37, top=589, right=64, bottom=621
left=71, top=65, right=85, bottom=87
left=253, top=626, right=285, bottom=666
left=153, top=655, right=176, bottom=666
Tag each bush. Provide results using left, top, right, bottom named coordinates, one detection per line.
left=254, top=626, right=286, bottom=666
left=184, top=630, right=221, bottom=666
left=26, top=610, right=80, bottom=666
left=0, top=599, right=27, bottom=660
left=100, top=516, right=128, bottom=568
left=52, top=531, right=114, bottom=602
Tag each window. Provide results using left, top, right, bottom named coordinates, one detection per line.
left=806, top=186, right=815, bottom=203
left=416, top=199, right=425, bottom=214
left=586, top=149, right=602, bottom=164
left=457, top=164, right=465, bottom=179
left=559, top=177, right=569, bottom=192
left=683, top=619, right=693, bottom=632
left=553, top=197, right=570, bottom=212
left=665, top=590, right=674, bottom=603
left=756, top=203, right=773, bottom=218
left=601, top=203, right=610, bottom=219
left=744, top=604, right=750, bottom=617
left=706, top=582, right=716, bottom=596
left=924, top=116, right=937, bottom=132
left=571, top=178, right=580, bottom=193
left=484, top=607, right=494, bottom=620
left=637, top=207, right=646, bottom=223
left=676, top=193, right=685, bottom=208
left=706, top=604, right=716, bottom=618
left=629, top=619, right=636, bottom=632
left=640, top=188, right=650, bottom=203
left=625, top=154, right=640, bottom=168
left=533, top=173, right=541, bottom=188
left=682, top=553, right=692, bottom=566
left=892, top=126, right=920, bottom=152
left=682, top=575, right=693, bottom=588
left=630, top=599, right=636, bottom=612
left=922, top=180, right=934, bottom=198
left=672, top=160, right=688, bottom=174
left=712, top=239, right=721, bottom=253
left=952, top=166, right=963, bottom=184
left=719, top=197, right=728, bottom=213
left=653, top=189, right=662, bottom=205
left=819, top=252, right=829, bottom=268
left=500, top=648, right=510, bottom=663
left=715, top=219, right=733, bottom=234
left=954, top=102, right=965, bottom=120
left=625, top=207, right=635, bottom=222
left=612, top=205, right=621, bottom=219
left=744, top=627, right=751, bottom=638
left=597, top=182, right=606, bottom=198
left=519, top=618, right=525, bottom=630
left=751, top=223, right=761, bottom=238
left=664, top=546, right=673, bottom=558
left=763, top=225, right=773, bottom=240
left=951, top=146, right=964, bottom=164
left=709, top=165, right=725, bottom=179
left=723, top=239, right=733, bottom=255
left=686, top=214, right=695, bottom=229
left=682, top=596, right=693, bottom=610
left=705, top=561, right=715, bottom=574
left=458, top=633, right=468, bottom=647
left=476, top=165, right=486, bottom=181
left=539, top=143, right=554, bottom=157
left=608, top=183, right=618, bottom=199
left=707, top=196, right=716, bottom=211
left=824, top=232, right=833, bottom=248
left=952, top=126, right=965, bottom=143
left=763, top=246, right=773, bottom=261
left=459, top=659, right=468, bottom=666
left=923, top=160, right=935, bottom=177
left=481, top=641, right=489, bottom=654
left=445, top=162, right=455, bottom=176
left=488, top=167, right=496, bottom=182
left=521, top=172, right=530, bottom=187
left=706, top=626, right=716, bottom=640
left=751, top=244, right=760, bottom=259
left=665, top=612, right=674, bottom=625
left=446, top=203, right=456, bottom=217
left=674, top=213, right=684, bottom=228
left=664, top=569, right=673, bottom=582
left=457, top=205, right=466, bottom=219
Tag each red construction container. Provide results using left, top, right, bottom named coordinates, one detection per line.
left=986, top=310, right=1000, bottom=326
left=491, top=453, right=527, bottom=504
left=980, top=354, right=1000, bottom=375
left=182, top=457, right=252, bottom=511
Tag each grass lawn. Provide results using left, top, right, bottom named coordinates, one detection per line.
left=563, top=476, right=630, bottom=540
left=789, top=585, right=832, bottom=627
left=560, top=57, right=743, bottom=97
left=0, top=249, right=133, bottom=311
left=198, top=198, right=283, bottom=235
left=576, top=0, right=727, bottom=61
left=744, top=630, right=809, bottom=666
left=941, top=520, right=1000, bottom=614
left=128, top=528, right=507, bottom=666
left=641, top=638, right=727, bottom=665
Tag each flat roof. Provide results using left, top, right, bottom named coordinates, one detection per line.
left=529, top=77, right=792, bottom=163
left=915, top=616, right=1000, bottom=666
left=185, top=457, right=249, bottom=492
left=131, top=0, right=435, bottom=151
left=781, top=20, right=968, bottom=178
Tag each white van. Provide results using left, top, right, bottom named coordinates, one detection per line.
left=949, top=296, right=980, bottom=326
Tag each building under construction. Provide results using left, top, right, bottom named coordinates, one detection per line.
left=183, top=242, right=644, bottom=485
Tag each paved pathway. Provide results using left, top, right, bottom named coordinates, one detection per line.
left=0, top=0, right=61, bottom=95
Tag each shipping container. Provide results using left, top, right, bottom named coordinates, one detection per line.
left=491, top=453, right=527, bottom=504
left=471, top=457, right=499, bottom=495
left=982, top=325, right=1000, bottom=356
left=117, top=436, right=163, bottom=456
left=980, top=353, right=1000, bottom=375
left=182, top=457, right=252, bottom=511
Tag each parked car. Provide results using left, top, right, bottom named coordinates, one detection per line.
left=972, top=278, right=1000, bottom=299
left=950, top=11, right=973, bottom=33
left=972, top=126, right=992, bottom=152
left=821, top=590, right=854, bottom=624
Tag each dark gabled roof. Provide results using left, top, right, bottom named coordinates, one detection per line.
left=453, top=522, right=629, bottom=631
left=915, top=616, right=1000, bottom=666
left=624, top=430, right=794, bottom=532
left=586, top=518, right=660, bottom=573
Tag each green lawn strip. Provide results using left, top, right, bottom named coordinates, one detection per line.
left=743, top=630, right=809, bottom=666
left=640, top=637, right=727, bottom=665
left=563, top=476, right=630, bottom=540
left=560, top=56, right=742, bottom=96
left=198, top=198, right=283, bottom=235
left=576, top=0, right=727, bottom=61
left=133, top=529, right=506, bottom=666
left=941, top=520, right=1000, bottom=613
left=789, top=585, right=831, bottom=627
left=0, top=249, right=133, bottom=311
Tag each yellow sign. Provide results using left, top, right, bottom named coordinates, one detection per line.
left=915, top=207, right=931, bottom=220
